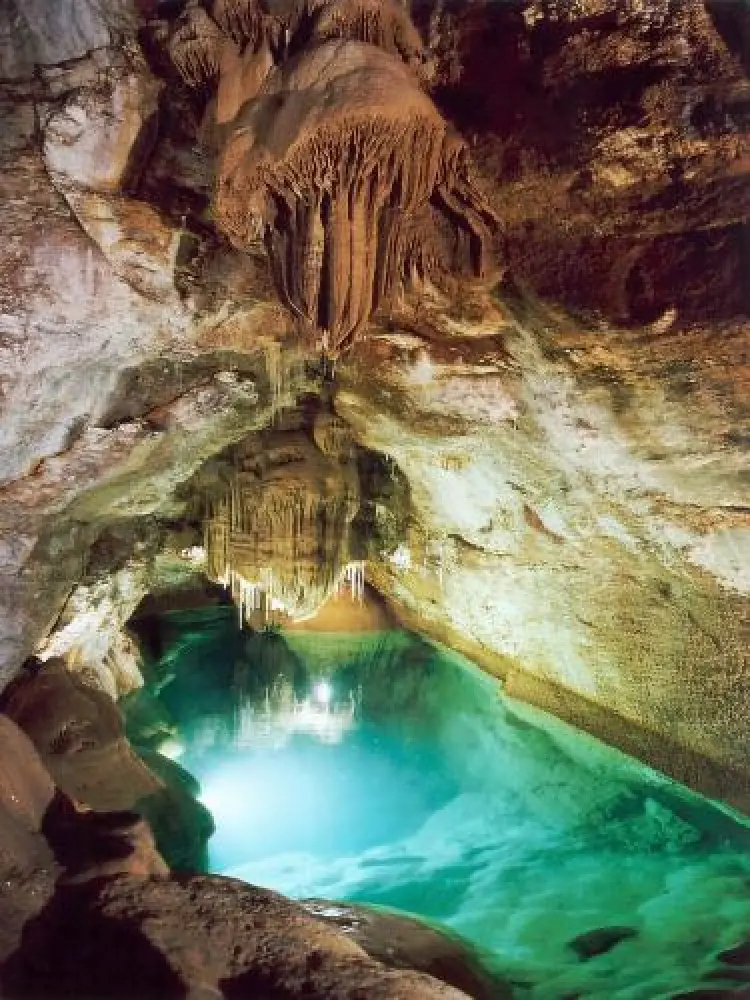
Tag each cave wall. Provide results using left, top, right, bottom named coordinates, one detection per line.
left=417, top=0, right=749, bottom=327
left=337, top=283, right=749, bottom=807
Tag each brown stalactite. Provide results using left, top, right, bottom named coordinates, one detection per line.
left=215, top=38, right=488, bottom=353
left=160, top=4, right=494, bottom=354
left=203, top=422, right=362, bottom=622
left=167, top=2, right=226, bottom=86
left=211, top=0, right=265, bottom=48
left=305, top=0, right=426, bottom=70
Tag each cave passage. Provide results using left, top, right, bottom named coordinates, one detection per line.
left=127, top=604, right=750, bottom=1000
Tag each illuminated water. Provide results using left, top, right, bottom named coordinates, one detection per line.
left=127, top=606, right=750, bottom=1000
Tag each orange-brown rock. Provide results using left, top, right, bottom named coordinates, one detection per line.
left=168, top=0, right=227, bottom=87
left=306, top=0, right=426, bottom=69
left=0, top=723, right=58, bottom=966
left=0, top=714, right=166, bottom=965
left=302, top=900, right=509, bottom=1000
left=211, top=0, right=266, bottom=48
left=420, top=0, right=749, bottom=326
left=0, top=661, right=212, bottom=870
left=0, top=660, right=161, bottom=811
left=0, top=717, right=497, bottom=1000
left=0, top=716, right=55, bottom=833
left=216, top=38, right=490, bottom=353
left=3, top=874, right=477, bottom=1000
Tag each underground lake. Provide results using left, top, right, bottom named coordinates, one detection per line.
left=124, top=598, right=750, bottom=1000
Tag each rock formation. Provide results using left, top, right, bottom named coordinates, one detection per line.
left=419, top=0, right=749, bottom=325
left=0, top=661, right=213, bottom=869
left=215, top=38, right=490, bottom=353
left=0, top=714, right=55, bottom=821
left=149, top=0, right=493, bottom=353
left=0, top=712, right=169, bottom=966
left=211, top=0, right=266, bottom=49
left=3, top=874, right=480, bottom=1000
left=167, top=1, right=227, bottom=87
left=305, top=0, right=427, bottom=70
left=203, top=405, right=362, bottom=622
left=1, top=0, right=746, bottom=800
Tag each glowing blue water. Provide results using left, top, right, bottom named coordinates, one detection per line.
left=131, top=610, right=750, bottom=1000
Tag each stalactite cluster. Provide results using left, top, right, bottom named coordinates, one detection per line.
left=216, top=41, right=465, bottom=353
left=203, top=413, right=363, bottom=624
left=158, top=0, right=494, bottom=354
left=167, top=2, right=226, bottom=86
left=210, top=0, right=265, bottom=48
left=313, top=410, right=354, bottom=458
left=306, top=0, right=425, bottom=69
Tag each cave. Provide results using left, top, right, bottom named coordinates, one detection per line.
left=0, top=1, right=749, bottom=999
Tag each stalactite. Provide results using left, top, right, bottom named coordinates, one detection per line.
left=313, top=411, right=354, bottom=460
left=153, top=0, right=495, bottom=355
left=265, top=340, right=283, bottom=419
left=216, top=40, right=454, bottom=354
left=263, top=341, right=307, bottom=421
left=168, top=2, right=225, bottom=86
left=202, top=421, right=362, bottom=624
left=339, top=560, right=365, bottom=603
left=434, top=135, right=498, bottom=279
left=211, top=0, right=265, bottom=48
left=306, top=0, right=425, bottom=70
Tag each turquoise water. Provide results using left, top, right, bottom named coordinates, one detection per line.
left=128, top=607, right=750, bottom=999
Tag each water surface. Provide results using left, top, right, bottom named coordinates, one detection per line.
left=127, top=606, right=750, bottom=1000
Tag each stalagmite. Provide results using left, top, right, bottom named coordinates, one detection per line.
left=216, top=39, right=472, bottom=355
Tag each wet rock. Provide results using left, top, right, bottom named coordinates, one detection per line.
left=302, top=900, right=512, bottom=999
left=43, top=792, right=168, bottom=882
left=0, top=714, right=165, bottom=965
left=0, top=715, right=55, bottom=830
left=0, top=661, right=212, bottom=871
left=0, top=720, right=61, bottom=964
left=719, top=941, right=750, bottom=966
left=1, top=715, right=466, bottom=1000
left=2, top=875, right=475, bottom=1000
left=704, top=966, right=750, bottom=983
left=568, top=925, right=637, bottom=961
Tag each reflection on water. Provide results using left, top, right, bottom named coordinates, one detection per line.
left=126, top=606, right=750, bottom=1000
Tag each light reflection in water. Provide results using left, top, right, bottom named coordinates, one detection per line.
left=127, top=608, right=750, bottom=1000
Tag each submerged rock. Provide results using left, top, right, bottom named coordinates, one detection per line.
left=671, top=990, right=750, bottom=999
left=718, top=941, right=750, bottom=967
left=567, top=925, right=638, bottom=961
